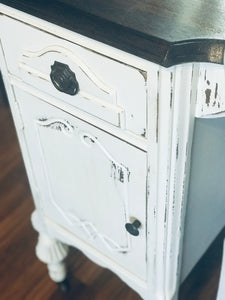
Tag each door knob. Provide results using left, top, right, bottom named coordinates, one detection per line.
left=125, top=219, right=141, bottom=236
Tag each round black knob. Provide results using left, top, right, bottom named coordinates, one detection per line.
left=50, top=61, right=79, bottom=96
left=125, top=220, right=141, bottom=236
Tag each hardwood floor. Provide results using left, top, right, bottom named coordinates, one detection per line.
left=0, top=79, right=224, bottom=300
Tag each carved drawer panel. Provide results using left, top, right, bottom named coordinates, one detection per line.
left=0, top=16, right=148, bottom=138
left=13, top=85, right=147, bottom=280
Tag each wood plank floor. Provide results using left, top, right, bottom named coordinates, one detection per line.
left=0, top=79, right=224, bottom=300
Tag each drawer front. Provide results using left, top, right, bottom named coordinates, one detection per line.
left=0, top=16, right=147, bottom=137
left=13, top=86, right=147, bottom=280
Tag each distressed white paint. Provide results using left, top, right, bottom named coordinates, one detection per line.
left=1, top=4, right=225, bottom=300
left=42, top=214, right=148, bottom=299
left=0, top=15, right=147, bottom=137
left=11, top=84, right=147, bottom=279
left=145, top=64, right=197, bottom=300
left=22, top=45, right=115, bottom=95
left=9, top=76, right=147, bottom=151
left=195, top=62, right=225, bottom=118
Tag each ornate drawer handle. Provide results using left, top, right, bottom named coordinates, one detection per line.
left=125, top=219, right=141, bottom=236
left=50, top=61, right=79, bottom=95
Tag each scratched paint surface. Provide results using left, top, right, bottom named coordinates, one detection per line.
left=196, top=65, right=225, bottom=117
left=12, top=85, right=148, bottom=280
left=0, top=15, right=147, bottom=137
left=2, top=5, right=223, bottom=299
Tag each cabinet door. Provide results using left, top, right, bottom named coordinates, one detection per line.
left=13, top=86, right=147, bottom=279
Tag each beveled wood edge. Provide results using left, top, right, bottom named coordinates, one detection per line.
left=165, top=39, right=225, bottom=67
left=1, top=1, right=225, bottom=67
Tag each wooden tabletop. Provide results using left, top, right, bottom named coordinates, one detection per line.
left=1, top=0, right=225, bottom=67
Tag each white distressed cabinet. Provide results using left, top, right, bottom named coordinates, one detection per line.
left=12, top=85, right=148, bottom=280
left=1, top=2, right=225, bottom=300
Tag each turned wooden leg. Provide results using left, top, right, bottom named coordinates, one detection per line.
left=35, top=233, right=69, bottom=284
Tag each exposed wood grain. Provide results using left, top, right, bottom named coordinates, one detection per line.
left=2, top=0, right=225, bottom=66
left=55, top=0, right=225, bottom=41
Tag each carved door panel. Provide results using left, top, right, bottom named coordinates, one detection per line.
left=13, top=86, right=147, bottom=279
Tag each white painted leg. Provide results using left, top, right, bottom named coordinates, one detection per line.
left=31, top=210, right=69, bottom=283
left=35, top=233, right=69, bottom=283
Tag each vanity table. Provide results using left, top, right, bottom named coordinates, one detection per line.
left=1, top=1, right=225, bottom=299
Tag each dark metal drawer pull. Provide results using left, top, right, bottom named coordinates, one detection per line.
left=50, top=61, right=79, bottom=96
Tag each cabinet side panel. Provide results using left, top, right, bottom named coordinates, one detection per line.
left=181, top=117, right=225, bottom=281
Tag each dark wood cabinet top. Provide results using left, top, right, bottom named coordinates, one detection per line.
left=1, top=0, right=225, bottom=67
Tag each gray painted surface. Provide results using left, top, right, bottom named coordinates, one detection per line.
left=181, top=117, right=225, bottom=281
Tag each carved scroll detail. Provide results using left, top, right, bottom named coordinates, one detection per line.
left=22, top=45, right=114, bottom=95
left=37, top=118, right=74, bottom=136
